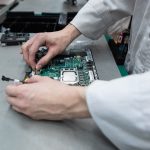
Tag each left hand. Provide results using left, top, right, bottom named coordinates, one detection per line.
left=5, top=76, right=90, bottom=120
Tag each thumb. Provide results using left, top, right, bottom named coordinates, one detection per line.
left=25, top=75, right=43, bottom=83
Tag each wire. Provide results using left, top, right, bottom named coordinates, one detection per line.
left=1, top=75, right=23, bottom=84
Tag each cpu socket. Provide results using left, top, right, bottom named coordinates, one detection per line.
left=60, top=68, right=79, bottom=85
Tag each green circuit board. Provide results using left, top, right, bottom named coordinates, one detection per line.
left=26, top=48, right=99, bottom=86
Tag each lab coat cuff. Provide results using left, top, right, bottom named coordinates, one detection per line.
left=70, top=2, right=112, bottom=40
left=86, top=80, right=109, bottom=118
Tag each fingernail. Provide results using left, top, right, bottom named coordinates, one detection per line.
left=36, top=64, right=42, bottom=70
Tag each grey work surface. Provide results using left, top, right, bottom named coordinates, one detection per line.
left=0, top=36, right=120, bottom=150
left=12, top=0, right=87, bottom=13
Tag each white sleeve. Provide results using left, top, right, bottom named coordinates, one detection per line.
left=86, top=71, right=150, bottom=150
left=71, top=0, right=135, bottom=39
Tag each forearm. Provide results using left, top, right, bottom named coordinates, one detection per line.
left=65, top=86, right=91, bottom=119
left=50, top=86, right=91, bottom=120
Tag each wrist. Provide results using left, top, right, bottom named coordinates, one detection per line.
left=65, top=86, right=91, bottom=119
left=63, top=24, right=81, bottom=43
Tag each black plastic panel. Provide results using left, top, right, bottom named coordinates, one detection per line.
left=0, top=12, right=77, bottom=33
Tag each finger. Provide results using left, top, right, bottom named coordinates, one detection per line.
left=7, top=93, right=28, bottom=111
left=12, top=106, right=30, bottom=119
left=21, top=36, right=36, bottom=65
left=12, top=106, right=22, bottom=113
left=22, top=44, right=30, bottom=64
left=28, top=37, right=46, bottom=69
left=36, top=48, right=57, bottom=70
left=6, top=96, right=19, bottom=107
left=25, top=75, right=43, bottom=83
left=5, top=85, right=20, bottom=97
left=21, top=35, right=36, bottom=54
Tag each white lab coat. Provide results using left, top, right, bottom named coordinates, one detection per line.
left=71, top=0, right=150, bottom=150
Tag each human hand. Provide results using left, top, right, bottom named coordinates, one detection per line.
left=21, top=24, right=80, bottom=70
left=5, top=76, right=90, bottom=120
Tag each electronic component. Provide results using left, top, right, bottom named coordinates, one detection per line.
left=25, top=48, right=99, bottom=86
left=1, top=75, right=23, bottom=84
left=60, top=68, right=79, bottom=85
left=58, top=13, right=67, bottom=25
left=22, top=70, right=36, bottom=83
left=0, top=29, right=29, bottom=46
left=88, top=70, right=94, bottom=82
left=35, top=47, right=48, bottom=62
left=65, top=0, right=77, bottom=5
left=108, top=29, right=130, bottom=65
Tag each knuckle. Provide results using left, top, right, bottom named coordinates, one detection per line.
left=21, top=44, right=26, bottom=51
left=41, top=77, right=49, bottom=81
left=35, top=33, right=39, bottom=38
left=44, top=76, right=50, bottom=80
left=22, top=43, right=30, bottom=52
left=18, top=100, right=29, bottom=110
left=17, top=87, right=27, bottom=98
left=36, top=33, right=43, bottom=38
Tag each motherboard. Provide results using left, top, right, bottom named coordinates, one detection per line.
left=0, top=30, right=29, bottom=46
left=25, top=47, right=99, bottom=86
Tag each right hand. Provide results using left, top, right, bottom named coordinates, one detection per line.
left=21, top=24, right=80, bottom=70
